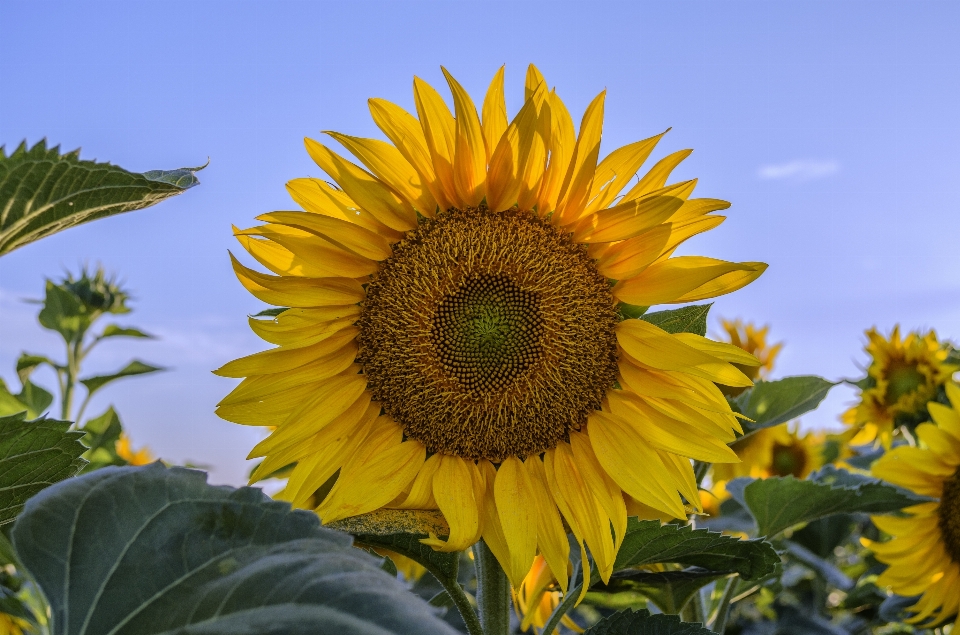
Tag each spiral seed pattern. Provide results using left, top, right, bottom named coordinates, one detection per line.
left=939, top=468, right=960, bottom=564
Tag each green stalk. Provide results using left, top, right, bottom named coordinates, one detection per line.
left=709, top=576, right=738, bottom=633
left=473, top=540, right=511, bottom=635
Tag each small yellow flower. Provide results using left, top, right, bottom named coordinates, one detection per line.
left=115, top=434, right=154, bottom=466
left=844, top=326, right=957, bottom=447
left=866, top=382, right=960, bottom=629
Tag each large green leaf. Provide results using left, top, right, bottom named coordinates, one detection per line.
left=11, top=463, right=458, bottom=635
left=0, top=412, right=87, bottom=525
left=727, top=465, right=933, bottom=537
left=733, top=376, right=836, bottom=435
left=583, top=609, right=712, bottom=634
left=0, top=140, right=202, bottom=256
left=613, top=519, right=779, bottom=581
left=79, top=360, right=164, bottom=396
left=639, top=303, right=711, bottom=336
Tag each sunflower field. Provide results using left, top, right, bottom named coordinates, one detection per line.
left=1, top=65, right=958, bottom=635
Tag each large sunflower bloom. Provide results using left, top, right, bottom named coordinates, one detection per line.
left=866, top=383, right=960, bottom=628
left=844, top=326, right=957, bottom=447
left=215, top=65, right=766, bottom=589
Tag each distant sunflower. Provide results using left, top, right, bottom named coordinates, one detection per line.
left=703, top=424, right=823, bottom=516
left=844, top=327, right=957, bottom=447
left=866, top=383, right=960, bottom=629
left=718, top=319, right=782, bottom=381
left=115, top=433, right=154, bottom=466
left=215, top=65, right=766, bottom=588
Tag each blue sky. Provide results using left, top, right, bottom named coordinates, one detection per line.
left=1, top=1, right=958, bottom=486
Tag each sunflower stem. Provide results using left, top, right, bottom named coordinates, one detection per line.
left=474, top=540, right=511, bottom=635
left=709, top=575, right=738, bottom=633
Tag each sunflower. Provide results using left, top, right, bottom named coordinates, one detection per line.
left=115, top=433, right=154, bottom=466
left=215, top=65, right=766, bottom=589
left=844, top=326, right=957, bottom=447
left=717, top=319, right=782, bottom=382
left=702, top=424, right=824, bottom=516
left=866, top=382, right=960, bottom=629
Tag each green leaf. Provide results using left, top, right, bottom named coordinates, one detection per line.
left=613, top=519, right=779, bottom=581
left=618, top=303, right=649, bottom=320
left=733, top=376, right=836, bottom=435
left=0, top=412, right=87, bottom=526
left=15, top=353, right=59, bottom=383
left=583, top=609, right=712, bottom=634
left=11, top=463, right=458, bottom=635
left=252, top=307, right=289, bottom=318
left=596, top=568, right=728, bottom=615
left=330, top=509, right=460, bottom=583
left=0, top=139, right=202, bottom=256
left=728, top=465, right=933, bottom=537
left=99, top=324, right=154, bottom=339
left=639, top=303, right=711, bottom=336
left=78, top=406, right=126, bottom=471
left=79, top=360, right=164, bottom=396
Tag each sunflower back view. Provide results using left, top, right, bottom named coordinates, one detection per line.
left=215, top=64, right=767, bottom=589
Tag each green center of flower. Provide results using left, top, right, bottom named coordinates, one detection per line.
left=358, top=206, right=619, bottom=462
left=432, top=275, right=544, bottom=391
left=770, top=441, right=808, bottom=478
left=885, top=362, right=925, bottom=405
left=938, top=468, right=960, bottom=564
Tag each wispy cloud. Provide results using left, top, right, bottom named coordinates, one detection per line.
left=757, top=159, right=840, bottom=182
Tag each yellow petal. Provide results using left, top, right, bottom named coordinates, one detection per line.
left=525, top=64, right=547, bottom=101
left=422, top=455, right=481, bottom=552
left=673, top=333, right=761, bottom=366
left=258, top=211, right=393, bottom=261
left=613, top=257, right=763, bottom=306
left=218, top=342, right=358, bottom=406
left=270, top=401, right=379, bottom=501
left=368, top=98, right=447, bottom=213
left=596, top=224, right=672, bottom=280
left=554, top=91, right=605, bottom=226
left=586, top=412, right=687, bottom=518
left=928, top=402, right=960, bottom=442
left=318, top=416, right=426, bottom=523
left=486, top=82, right=548, bottom=213
left=659, top=451, right=701, bottom=511
left=524, top=457, right=570, bottom=593
left=481, top=66, right=508, bottom=163
left=413, top=76, right=459, bottom=207
left=305, top=139, right=417, bottom=232
left=216, top=381, right=325, bottom=426
left=390, top=453, right=441, bottom=509
left=247, top=315, right=354, bottom=349
left=247, top=377, right=369, bottom=458
left=442, top=67, right=487, bottom=207
left=653, top=215, right=726, bottom=262
left=477, top=459, right=514, bottom=571
left=569, top=430, right=626, bottom=552
left=230, top=253, right=363, bottom=308
left=572, top=181, right=695, bottom=243
left=324, top=131, right=437, bottom=216
left=621, top=149, right=693, bottom=202
left=495, top=456, right=539, bottom=587
left=286, top=177, right=401, bottom=239
left=585, top=131, right=668, bottom=214
left=670, top=262, right=768, bottom=304
left=535, top=91, right=576, bottom=215
left=549, top=442, right=616, bottom=582
left=669, top=197, right=731, bottom=224
left=213, top=327, right=359, bottom=377
left=235, top=226, right=377, bottom=279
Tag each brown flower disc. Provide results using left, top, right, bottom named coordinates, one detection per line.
left=357, top=206, right=619, bottom=461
